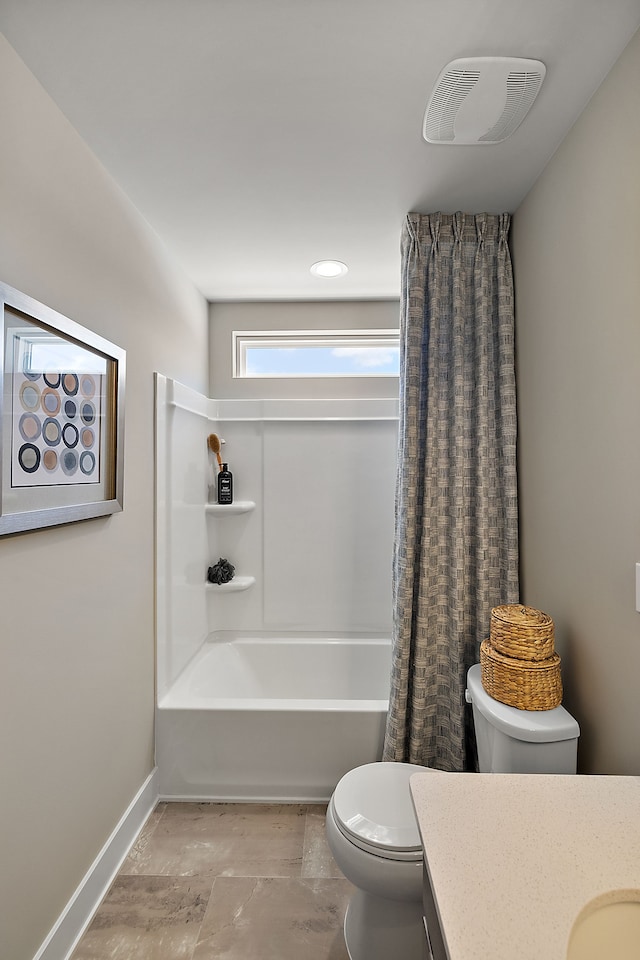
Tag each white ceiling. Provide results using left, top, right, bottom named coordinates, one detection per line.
left=1, top=1, right=639, bottom=301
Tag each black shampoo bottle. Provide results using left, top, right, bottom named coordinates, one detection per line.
left=217, top=463, right=233, bottom=504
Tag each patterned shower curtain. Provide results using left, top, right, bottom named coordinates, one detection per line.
left=382, top=212, right=519, bottom=772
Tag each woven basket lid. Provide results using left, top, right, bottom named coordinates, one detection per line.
left=491, top=604, right=553, bottom=629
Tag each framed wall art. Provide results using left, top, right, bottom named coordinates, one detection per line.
left=0, top=281, right=125, bottom=536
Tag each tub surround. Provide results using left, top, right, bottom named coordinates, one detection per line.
left=155, top=376, right=398, bottom=802
left=410, top=772, right=640, bottom=960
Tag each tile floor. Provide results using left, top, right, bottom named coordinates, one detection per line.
left=70, top=802, right=353, bottom=960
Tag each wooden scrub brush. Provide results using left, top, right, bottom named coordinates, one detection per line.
left=207, top=433, right=223, bottom=471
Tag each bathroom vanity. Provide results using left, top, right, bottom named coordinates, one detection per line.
left=410, top=772, right=640, bottom=960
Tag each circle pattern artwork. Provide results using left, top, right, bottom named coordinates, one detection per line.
left=18, top=443, right=41, bottom=473
left=19, top=413, right=41, bottom=442
left=61, top=449, right=78, bottom=476
left=42, top=449, right=58, bottom=472
left=41, top=388, right=61, bottom=416
left=81, top=427, right=95, bottom=449
left=12, top=370, right=101, bottom=487
left=62, top=422, right=79, bottom=449
left=62, top=373, right=79, bottom=396
left=79, top=451, right=96, bottom=475
left=80, top=375, right=96, bottom=397
left=80, top=400, right=96, bottom=426
left=42, top=417, right=62, bottom=446
left=20, top=380, right=40, bottom=411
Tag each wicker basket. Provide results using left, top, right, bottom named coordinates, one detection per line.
left=490, top=604, right=555, bottom=661
left=480, top=639, right=562, bottom=710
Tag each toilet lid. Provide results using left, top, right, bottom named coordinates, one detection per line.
left=332, top=762, right=432, bottom=855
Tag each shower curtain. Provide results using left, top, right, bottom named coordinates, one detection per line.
left=383, top=212, right=519, bottom=772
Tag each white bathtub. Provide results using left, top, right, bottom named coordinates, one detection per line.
left=156, top=632, right=392, bottom=801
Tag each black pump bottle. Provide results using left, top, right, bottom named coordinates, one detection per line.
left=217, top=463, right=233, bottom=504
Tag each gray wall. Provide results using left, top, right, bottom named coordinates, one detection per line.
left=512, top=29, right=640, bottom=774
left=0, top=36, right=208, bottom=960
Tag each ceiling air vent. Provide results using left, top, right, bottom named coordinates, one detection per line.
left=423, top=57, right=546, bottom=144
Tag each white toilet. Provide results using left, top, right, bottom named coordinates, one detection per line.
left=326, top=761, right=432, bottom=960
left=326, top=664, right=580, bottom=960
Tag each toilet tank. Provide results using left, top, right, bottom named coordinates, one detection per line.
left=466, top=664, right=580, bottom=774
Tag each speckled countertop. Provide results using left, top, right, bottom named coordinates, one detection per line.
left=410, top=772, right=640, bottom=960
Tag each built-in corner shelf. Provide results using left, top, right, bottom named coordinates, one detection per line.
left=205, top=499, right=256, bottom=592
left=205, top=500, right=256, bottom=516
left=206, top=575, right=256, bottom=593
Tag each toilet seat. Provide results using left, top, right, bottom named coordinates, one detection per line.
left=331, top=762, right=430, bottom=862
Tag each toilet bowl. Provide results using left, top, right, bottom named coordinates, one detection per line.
left=326, top=761, right=434, bottom=960
left=327, top=667, right=580, bottom=959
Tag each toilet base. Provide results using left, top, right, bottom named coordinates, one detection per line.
left=343, top=887, right=427, bottom=960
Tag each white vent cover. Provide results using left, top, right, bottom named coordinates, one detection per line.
left=423, top=57, right=546, bottom=144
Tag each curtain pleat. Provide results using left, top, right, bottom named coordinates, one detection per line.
left=383, top=212, right=519, bottom=772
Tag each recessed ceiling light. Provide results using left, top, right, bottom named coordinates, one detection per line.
left=310, top=260, right=348, bottom=278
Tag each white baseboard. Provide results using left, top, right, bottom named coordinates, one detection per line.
left=33, top=767, right=159, bottom=960
left=158, top=791, right=330, bottom=803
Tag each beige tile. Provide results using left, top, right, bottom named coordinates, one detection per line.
left=192, top=876, right=352, bottom=960
left=302, top=806, right=344, bottom=879
left=120, top=803, right=168, bottom=874
left=123, top=802, right=307, bottom=878
left=70, top=875, right=211, bottom=960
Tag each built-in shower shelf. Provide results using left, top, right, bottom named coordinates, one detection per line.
left=205, top=501, right=256, bottom=515
left=206, top=575, right=256, bottom=593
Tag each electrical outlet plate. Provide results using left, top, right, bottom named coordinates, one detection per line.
left=636, top=563, right=640, bottom=614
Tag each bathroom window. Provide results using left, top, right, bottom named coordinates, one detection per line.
left=233, top=329, right=400, bottom=378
